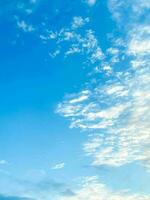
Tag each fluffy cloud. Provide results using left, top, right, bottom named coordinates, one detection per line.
left=57, top=61, right=150, bottom=168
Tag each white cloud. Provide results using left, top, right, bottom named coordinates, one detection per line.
left=83, top=138, right=102, bottom=155
left=57, top=53, right=150, bottom=168
left=60, top=176, right=150, bottom=200
left=32, top=0, right=150, bottom=172
left=71, top=17, right=89, bottom=29
left=132, top=0, right=150, bottom=15
left=65, top=46, right=81, bottom=56
left=51, top=162, right=65, bottom=170
left=105, top=84, right=128, bottom=97
left=69, top=91, right=89, bottom=104
left=57, top=7, right=150, bottom=170
left=85, top=0, right=97, bottom=6
left=17, top=20, right=35, bottom=32
left=128, top=25, right=150, bottom=56
left=49, top=49, right=60, bottom=58
left=108, top=0, right=150, bottom=24
left=39, top=17, right=104, bottom=63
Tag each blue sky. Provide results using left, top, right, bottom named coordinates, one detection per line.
left=0, top=0, right=150, bottom=200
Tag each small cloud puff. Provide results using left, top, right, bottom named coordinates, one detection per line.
left=85, top=0, right=97, bottom=6
left=51, top=162, right=65, bottom=170
left=17, top=20, right=35, bottom=32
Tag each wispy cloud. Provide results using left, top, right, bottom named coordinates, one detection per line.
left=17, top=20, right=35, bottom=32
left=60, top=176, right=150, bottom=200
left=51, top=162, right=65, bottom=170
left=39, top=16, right=104, bottom=64
left=71, top=16, right=89, bottom=29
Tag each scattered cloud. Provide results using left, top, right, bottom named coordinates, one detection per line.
left=57, top=0, right=150, bottom=171
left=39, top=16, right=104, bottom=65
left=71, top=16, right=89, bottom=29
left=17, top=20, right=35, bottom=32
left=108, top=0, right=150, bottom=24
left=51, top=162, right=65, bottom=170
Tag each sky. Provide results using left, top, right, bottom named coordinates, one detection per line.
left=0, top=0, right=150, bottom=199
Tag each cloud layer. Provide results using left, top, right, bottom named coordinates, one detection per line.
left=60, top=176, right=150, bottom=200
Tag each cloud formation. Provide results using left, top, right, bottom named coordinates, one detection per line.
left=57, top=0, right=150, bottom=171
left=2, top=0, right=149, bottom=199
left=60, top=176, right=150, bottom=200
left=39, top=16, right=104, bottom=64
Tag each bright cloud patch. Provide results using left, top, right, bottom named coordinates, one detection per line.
left=60, top=176, right=150, bottom=200
left=85, top=0, right=97, bottom=6
left=51, top=162, right=65, bottom=170
left=128, top=25, right=150, bottom=56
